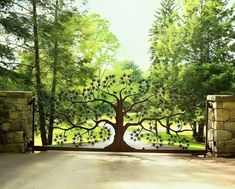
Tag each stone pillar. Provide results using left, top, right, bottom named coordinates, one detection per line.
left=207, top=95, right=235, bottom=157
left=0, top=91, right=33, bottom=152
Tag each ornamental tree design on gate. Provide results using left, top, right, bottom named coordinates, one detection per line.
left=51, top=73, right=194, bottom=151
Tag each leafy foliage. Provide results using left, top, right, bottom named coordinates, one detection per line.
left=149, top=0, right=235, bottom=141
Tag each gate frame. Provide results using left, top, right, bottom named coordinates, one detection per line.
left=29, top=98, right=208, bottom=156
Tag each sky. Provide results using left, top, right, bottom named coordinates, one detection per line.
left=87, top=0, right=161, bottom=71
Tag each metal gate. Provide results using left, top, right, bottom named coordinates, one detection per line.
left=31, top=74, right=207, bottom=155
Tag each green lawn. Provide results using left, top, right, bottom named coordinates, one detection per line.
left=35, top=124, right=205, bottom=150
left=34, top=113, right=205, bottom=150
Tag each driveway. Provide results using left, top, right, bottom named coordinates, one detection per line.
left=0, top=152, right=234, bottom=189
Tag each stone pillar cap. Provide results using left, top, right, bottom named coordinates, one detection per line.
left=0, top=91, right=33, bottom=98
left=207, top=95, right=235, bottom=102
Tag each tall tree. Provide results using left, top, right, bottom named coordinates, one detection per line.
left=150, top=63, right=181, bottom=134
left=76, top=13, right=120, bottom=80
left=39, top=1, right=94, bottom=144
left=38, top=11, right=120, bottom=145
left=109, top=60, right=143, bottom=82
left=150, top=0, right=235, bottom=65
left=182, top=0, right=235, bottom=64
left=0, top=0, right=32, bottom=90
left=47, top=0, right=59, bottom=144
left=31, top=0, right=47, bottom=145
left=1, top=0, right=120, bottom=145
left=149, top=0, right=182, bottom=134
left=149, top=0, right=235, bottom=140
left=149, top=0, right=184, bottom=65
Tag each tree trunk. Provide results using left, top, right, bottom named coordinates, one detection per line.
left=32, top=0, right=47, bottom=145
left=48, top=44, right=58, bottom=145
left=154, top=120, right=158, bottom=136
left=48, top=0, right=59, bottom=145
left=192, top=121, right=197, bottom=140
left=166, top=117, right=170, bottom=134
left=105, top=125, right=133, bottom=151
left=104, top=100, right=134, bottom=151
left=196, top=122, right=204, bottom=143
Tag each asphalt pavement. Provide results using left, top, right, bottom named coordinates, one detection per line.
left=0, top=151, right=235, bottom=189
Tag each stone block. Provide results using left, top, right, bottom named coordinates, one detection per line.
left=2, top=123, right=11, bottom=131
left=9, top=120, right=21, bottom=130
left=213, top=102, right=223, bottom=109
left=208, top=141, right=214, bottom=149
left=7, top=104, right=18, bottom=112
left=224, top=122, right=235, bottom=132
left=18, top=98, right=28, bottom=104
left=213, top=121, right=224, bottom=129
left=9, top=111, right=19, bottom=120
left=0, top=134, right=7, bottom=144
left=5, top=98, right=19, bottom=105
left=5, top=144, right=14, bottom=152
left=1, top=112, right=9, bottom=119
left=0, top=92, right=7, bottom=97
left=229, top=110, right=235, bottom=119
left=5, top=143, right=25, bottom=153
left=0, top=144, right=6, bottom=152
left=215, top=130, right=232, bottom=141
left=208, top=120, right=212, bottom=129
left=208, top=129, right=214, bottom=140
left=20, top=112, right=28, bottom=120
left=225, top=145, right=235, bottom=153
left=0, top=91, right=31, bottom=98
left=0, top=118, right=3, bottom=124
left=208, top=111, right=215, bottom=121
left=215, top=141, right=225, bottom=152
left=20, top=119, right=28, bottom=129
left=0, top=104, right=3, bottom=112
left=6, top=132, right=15, bottom=143
left=15, top=131, right=25, bottom=143
left=17, top=104, right=30, bottom=111
left=215, top=109, right=229, bottom=121
left=225, top=139, right=235, bottom=145
left=223, top=102, right=235, bottom=109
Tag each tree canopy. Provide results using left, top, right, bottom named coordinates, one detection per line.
left=0, top=0, right=120, bottom=145
left=149, top=0, right=235, bottom=141
left=1, top=0, right=234, bottom=147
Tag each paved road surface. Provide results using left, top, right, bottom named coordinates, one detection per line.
left=0, top=152, right=235, bottom=189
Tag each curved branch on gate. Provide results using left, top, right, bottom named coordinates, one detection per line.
left=125, top=105, right=200, bottom=132
left=122, top=93, right=139, bottom=101
left=99, top=89, right=119, bottom=101
left=53, top=118, right=115, bottom=131
left=125, top=117, right=192, bottom=135
left=70, top=98, right=116, bottom=109
left=119, top=84, right=128, bottom=99
left=124, top=95, right=154, bottom=115
left=157, top=119, right=193, bottom=134
left=139, top=123, right=156, bottom=135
